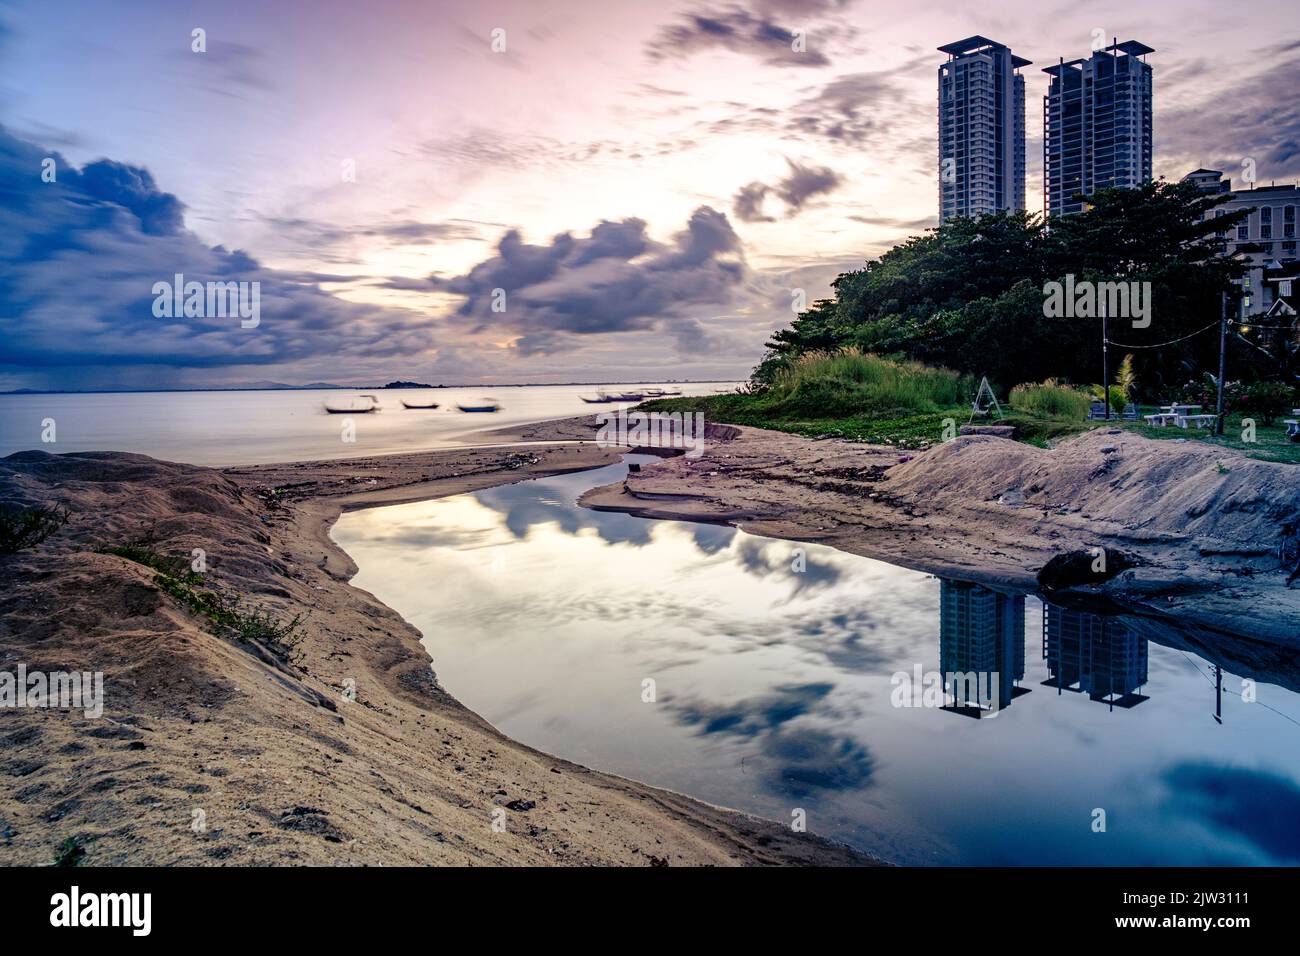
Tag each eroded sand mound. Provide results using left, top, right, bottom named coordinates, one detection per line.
left=883, top=429, right=1300, bottom=557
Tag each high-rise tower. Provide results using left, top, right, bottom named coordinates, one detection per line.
left=938, top=36, right=1029, bottom=223
left=1043, top=40, right=1154, bottom=216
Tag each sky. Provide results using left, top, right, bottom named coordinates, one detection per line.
left=0, top=0, right=1297, bottom=390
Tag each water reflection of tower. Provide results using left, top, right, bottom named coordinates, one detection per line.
left=1041, top=603, right=1149, bottom=709
left=938, top=579, right=1029, bottom=717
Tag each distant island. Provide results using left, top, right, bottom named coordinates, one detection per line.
left=381, top=380, right=439, bottom=389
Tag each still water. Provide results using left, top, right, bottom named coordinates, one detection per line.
left=333, top=457, right=1300, bottom=865
left=0, top=383, right=732, bottom=466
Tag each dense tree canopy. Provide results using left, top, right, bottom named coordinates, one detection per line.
left=759, top=181, right=1254, bottom=400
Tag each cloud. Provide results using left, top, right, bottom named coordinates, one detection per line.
left=786, top=70, right=915, bottom=146
left=647, top=6, right=831, bottom=68
left=1156, top=52, right=1300, bottom=183
left=0, top=126, right=432, bottom=384
left=733, top=181, right=775, bottom=222
left=732, top=158, right=843, bottom=222
left=1163, top=762, right=1300, bottom=863
left=392, top=207, right=748, bottom=357
left=180, top=40, right=275, bottom=98
left=665, top=681, right=875, bottom=797
left=256, top=214, right=485, bottom=251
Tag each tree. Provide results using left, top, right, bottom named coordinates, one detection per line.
left=759, top=181, right=1251, bottom=396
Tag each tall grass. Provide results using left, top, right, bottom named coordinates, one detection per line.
left=761, top=349, right=974, bottom=418
left=1009, top=380, right=1092, bottom=420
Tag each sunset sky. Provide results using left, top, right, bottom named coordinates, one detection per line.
left=1, top=0, right=1296, bottom=390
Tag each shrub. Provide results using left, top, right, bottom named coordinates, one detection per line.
left=98, top=542, right=200, bottom=583
left=1239, top=381, right=1296, bottom=426
left=1089, top=383, right=1129, bottom=410
left=0, top=504, right=68, bottom=554
left=762, top=349, right=974, bottom=418
left=1010, top=380, right=1093, bottom=420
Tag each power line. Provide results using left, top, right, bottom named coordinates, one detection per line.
left=1106, top=321, right=1220, bottom=350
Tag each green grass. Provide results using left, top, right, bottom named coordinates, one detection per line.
left=98, top=542, right=200, bottom=583
left=644, top=352, right=1298, bottom=464
left=53, top=837, right=85, bottom=867
left=644, top=395, right=1093, bottom=450
left=153, top=573, right=305, bottom=657
left=1117, top=413, right=1300, bottom=464
left=645, top=353, right=1087, bottom=450
left=760, top=349, right=975, bottom=419
left=101, top=542, right=305, bottom=658
left=1009, top=381, right=1092, bottom=421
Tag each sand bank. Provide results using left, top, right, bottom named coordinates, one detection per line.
left=0, top=442, right=871, bottom=866
left=3, top=416, right=1295, bottom=866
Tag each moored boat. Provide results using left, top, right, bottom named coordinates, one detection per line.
left=457, top=398, right=501, bottom=413
left=324, top=394, right=381, bottom=414
left=400, top=399, right=440, bottom=409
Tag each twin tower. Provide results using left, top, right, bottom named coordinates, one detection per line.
left=938, top=35, right=1154, bottom=223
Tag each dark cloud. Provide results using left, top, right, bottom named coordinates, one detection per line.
left=732, top=158, right=843, bottom=222
left=256, top=214, right=484, bottom=250
left=733, top=180, right=776, bottom=223
left=1163, top=763, right=1300, bottom=863
left=1157, top=58, right=1300, bottom=184
left=692, top=68, right=918, bottom=155
left=787, top=70, right=914, bottom=145
left=775, top=157, right=843, bottom=209
left=750, top=0, right=856, bottom=14
left=0, top=126, right=432, bottom=382
left=647, top=7, right=831, bottom=68
left=666, top=681, right=875, bottom=797
left=392, top=207, right=747, bottom=357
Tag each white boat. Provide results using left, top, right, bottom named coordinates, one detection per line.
left=324, top=394, right=381, bottom=414
left=400, top=398, right=440, bottom=409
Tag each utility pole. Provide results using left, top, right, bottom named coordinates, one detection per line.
left=1215, top=289, right=1228, bottom=436
left=1102, top=301, right=1110, bottom=420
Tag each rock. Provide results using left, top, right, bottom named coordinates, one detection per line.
left=959, top=425, right=1018, bottom=438
left=1037, top=548, right=1136, bottom=590
left=1099, top=445, right=1119, bottom=454
left=505, top=799, right=536, bottom=812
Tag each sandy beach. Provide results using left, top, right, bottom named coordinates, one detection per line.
left=0, top=436, right=874, bottom=866
left=2, top=416, right=1297, bottom=866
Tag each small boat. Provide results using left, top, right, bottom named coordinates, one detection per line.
left=324, top=394, right=381, bottom=414
left=401, top=399, right=440, bottom=409
left=457, top=398, right=501, bottom=413
left=643, top=388, right=682, bottom=398
left=606, top=392, right=645, bottom=403
left=580, top=390, right=617, bottom=403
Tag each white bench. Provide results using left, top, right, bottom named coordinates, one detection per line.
left=1286, top=419, right=1300, bottom=438
left=1144, top=413, right=1177, bottom=427
left=1176, top=414, right=1218, bottom=429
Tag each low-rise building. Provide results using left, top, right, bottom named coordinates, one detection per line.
left=1183, top=169, right=1300, bottom=318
